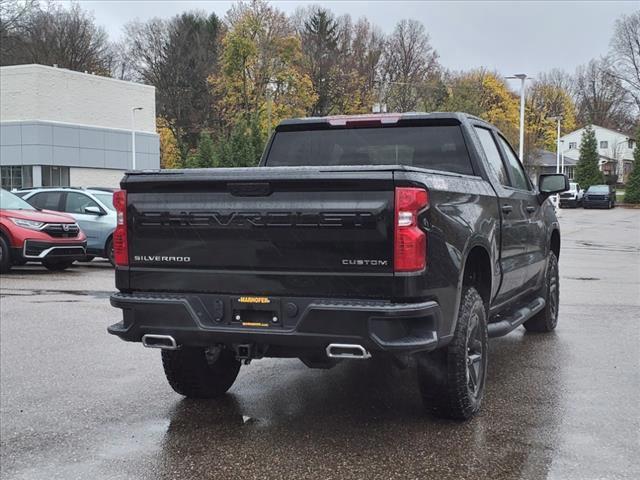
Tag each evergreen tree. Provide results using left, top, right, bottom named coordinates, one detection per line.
left=575, top=124, right=604, bottom=190
left=186, top=132, right=216, bottom=168
left=623, top=126, right=640, bottom=204
left=215, top=117, right=265, bottom=168
left=301, top=7, right=339, bottom=116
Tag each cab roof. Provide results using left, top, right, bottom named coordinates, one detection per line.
left=277, top=112, right=484, bottom=129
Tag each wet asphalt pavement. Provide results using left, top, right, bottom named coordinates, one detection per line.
left=1, top=208, right=639, bottom=480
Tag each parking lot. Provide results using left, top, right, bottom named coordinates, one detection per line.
left=1, top=207, right=639, bottom=480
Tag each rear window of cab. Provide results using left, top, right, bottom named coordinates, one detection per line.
left=266, top=125, right=474, bottom=175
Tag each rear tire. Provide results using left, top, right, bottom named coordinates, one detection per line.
left=417, top=287, right=488, bottom=420
left=0, top=237, right=11, bottom=273
left=162, top=347, right=241, bottom=399
left=42, top=259, right=74, bottom=271
left=524, top=252, right=559, bottom=333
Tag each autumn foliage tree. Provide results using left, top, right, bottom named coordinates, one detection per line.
left=524, top=71, right=577, bottom=168
left=442, top=70, right=520, bottom=146
left=4, top=0, right=637, bottom=172
left=157, top=117, right=180, bottom=169
left=214, top=0, right=316, bottom=138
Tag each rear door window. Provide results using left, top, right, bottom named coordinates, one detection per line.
left=266, top=125, right=474, bottom=175
left=474, top=127, right=509, bottom=186
left=27, top=192, right=62, bottom=210
left=497, top=135, right=531, bottom=191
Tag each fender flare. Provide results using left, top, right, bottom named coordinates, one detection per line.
left=446, top=236, right=496, bottom=339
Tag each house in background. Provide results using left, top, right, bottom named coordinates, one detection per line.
left=527, top=149, right=578, bottom=183
left=559, top=125, right=635, bottom=184
left=0, top=64, right=160, bottom=190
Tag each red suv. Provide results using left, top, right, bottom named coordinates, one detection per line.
left=0, top=189, right=87, bottom=272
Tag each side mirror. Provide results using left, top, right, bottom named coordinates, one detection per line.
left=538, top=174, right=569, bottom=199
left=84, top=206, right=104, bottom=216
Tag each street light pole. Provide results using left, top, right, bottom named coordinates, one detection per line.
left=550, top=115, right=563, bottom=174
left=131, top=107, right=143, bottom=170
left=506, top=74, right=530, bottom=161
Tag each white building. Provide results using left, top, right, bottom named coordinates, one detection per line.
left=560, top=125, right=635, bottom=183
left=0, top=64, right=159, bottom=190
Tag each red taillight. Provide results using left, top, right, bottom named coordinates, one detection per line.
left=113, top=189, right=128, bottom=266
left=394, top=187, right=428, bottom=272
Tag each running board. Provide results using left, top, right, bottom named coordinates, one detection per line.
left=488, top=297, right=546, bottom=338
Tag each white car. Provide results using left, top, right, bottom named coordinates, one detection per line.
left=559, top=182, right=584, bottom=208
left=18, top=187, right=117, bottom=264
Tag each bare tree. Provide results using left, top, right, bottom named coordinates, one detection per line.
left=122, top=12, right=222, bottom=161
left=574, top=57, right=634, bottom=132
left=107, top=40, right=136, bottom=81
left=382, top=19, right=439, bottom=112
left=610, top=11, right=640, bottom=112
left=0, top=0, right=37, bottom=64
left=2, top=2, right=113, bottom=74
left=351, top=17, right=385, bottom=106
left=0, top=0, right=36, bottom=31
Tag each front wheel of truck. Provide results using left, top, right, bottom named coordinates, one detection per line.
left=417, top=287, right=488, bottom=420
left=161, top=347, right=241, bottom=399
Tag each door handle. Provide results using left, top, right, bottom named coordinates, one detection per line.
left=526, top=205, right=536, bottom=213
left=501, top=204, right=513, bottom=214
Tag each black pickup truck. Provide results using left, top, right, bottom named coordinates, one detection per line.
left=109, top=112, right=568, bottom=419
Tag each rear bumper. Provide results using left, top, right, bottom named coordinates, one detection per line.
left=108, top=292, right=444, bottom=355
left=559, top=197, right=579, bottom=207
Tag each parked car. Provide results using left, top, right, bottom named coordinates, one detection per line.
left=108, top=112, right=568, bottom=420
left=559, top=182, right=584, bottom=208
left=0, top=189, right=87, bottom=272
left=20, top=187, right=117, bottom=264
left=583, top=184, right=616, bottom=209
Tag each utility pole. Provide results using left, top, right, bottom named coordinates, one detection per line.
left=131, top=107, right=143, bottom=170
left=505, top=74, right=530, bottom=161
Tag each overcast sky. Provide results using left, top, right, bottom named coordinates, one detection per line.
left=75, top=0, right=637, bottom=80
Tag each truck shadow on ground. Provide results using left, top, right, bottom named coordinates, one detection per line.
left=156, top=330, right=569, bottom=479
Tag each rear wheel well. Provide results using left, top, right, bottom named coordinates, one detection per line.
left=550, top=230, right=560, bottom=260
left=462, top=246, right=492, bottom=308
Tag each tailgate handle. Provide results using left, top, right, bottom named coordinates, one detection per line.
left=228, top=182, right=272, bottom=197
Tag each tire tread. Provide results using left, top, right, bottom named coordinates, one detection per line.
left=161, top=347, right=240, bottom=399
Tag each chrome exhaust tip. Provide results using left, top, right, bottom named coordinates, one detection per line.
left=326, top=343, right=371, bottom=359
left=142, top=334, right=179, bottom=350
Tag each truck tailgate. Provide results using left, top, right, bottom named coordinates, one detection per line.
left=121, top=167, right=396, bottom=298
